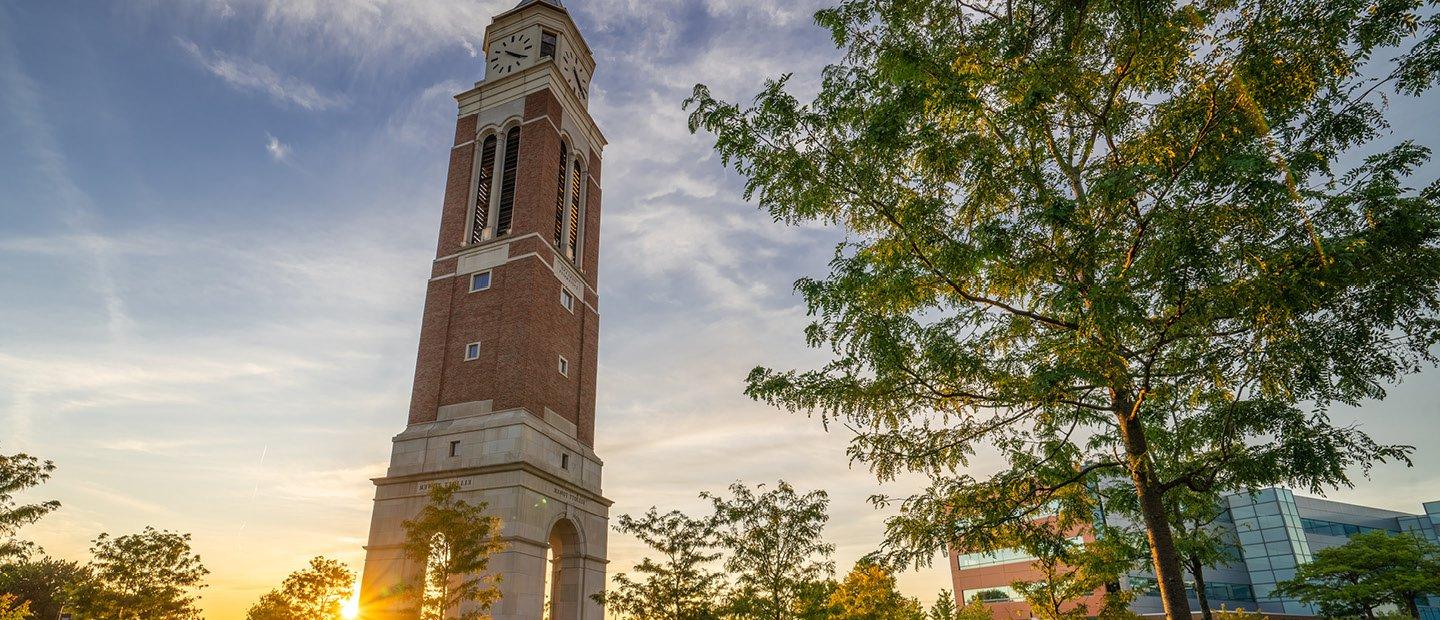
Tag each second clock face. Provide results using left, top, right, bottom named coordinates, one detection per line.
left=489, top=34, right=533, bottom=75
left=560, top=49, right=589, bottom=101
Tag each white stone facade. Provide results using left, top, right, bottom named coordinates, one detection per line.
left=360, top=407, right=609, bottom=619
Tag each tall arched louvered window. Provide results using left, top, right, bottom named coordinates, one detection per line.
left=496, top=126, right=521, bottom=236
left=566, top=158, right=583, bottom=262
left=469, top=135, right=498, bottom=245
left=553, top=141, right=569, bottom=248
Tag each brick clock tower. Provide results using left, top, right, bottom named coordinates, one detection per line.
left=359, top=1, right=609, bottom=618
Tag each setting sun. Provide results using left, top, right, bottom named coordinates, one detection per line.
left=340, top=581, right=361, bottom=620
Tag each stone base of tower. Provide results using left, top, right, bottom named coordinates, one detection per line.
left=358, top=407, right=609, bottom=620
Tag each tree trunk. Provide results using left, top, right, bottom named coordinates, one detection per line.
left=1116, top=400, right=1194, bottom=619
left=1189, top=553, right=1212, bottom=620
left=1401, top=592, right=1421, bottom=618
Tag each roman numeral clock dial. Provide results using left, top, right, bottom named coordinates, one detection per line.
left=488, top=34, right=532, bottom=75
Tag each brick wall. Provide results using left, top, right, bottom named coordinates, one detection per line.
left=405, top=86, right=600, bottom=447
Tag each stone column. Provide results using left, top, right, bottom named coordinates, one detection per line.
left=483, top=538, right=548, bottom=620
left=579, top=555, right=607, bottom=620
left=549, top=553, right=586, bottom=619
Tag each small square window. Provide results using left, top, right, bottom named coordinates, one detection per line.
left=449, top=440, right=461, bottom=457
left=558, top=356, right=569, bottom=376
left=470, top=271, right=492, bottom=292
left=561, top=453, right=570, bottom=470
left=560, top=289, right=575, bottom=312
left=465, top=342, right=481, bottom=360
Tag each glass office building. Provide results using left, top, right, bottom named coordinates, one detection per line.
left=1129, top=489, right=1440, bottom=617
left=952, top=489, right=1440, bottom=618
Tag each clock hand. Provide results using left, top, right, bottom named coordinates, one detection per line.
left=506, top=51, right=527, bottom=59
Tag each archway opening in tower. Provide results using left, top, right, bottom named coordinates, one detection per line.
left=545, top=517, right=582, bottom=620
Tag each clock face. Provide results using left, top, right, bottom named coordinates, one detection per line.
left=488, top=34, right=533, bottom=76
left=559, top=49, right=589, bottom=101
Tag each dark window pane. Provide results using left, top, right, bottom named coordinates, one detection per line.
left=554, top=141, right=568, bottom=247
left=471, top=135, right=498, bottom=244
left=496, top=127, right=521, bottom=235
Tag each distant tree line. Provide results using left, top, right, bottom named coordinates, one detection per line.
left=597, top=479, right=997, bottom=620
left=0, top=445, right=359, bottom=620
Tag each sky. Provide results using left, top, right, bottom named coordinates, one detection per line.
left=1, top=1, right=1438, bottom=618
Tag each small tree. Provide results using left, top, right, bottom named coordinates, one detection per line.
left=245, top=556, right=355, bottom=620
left=0, top=448, right=60, bottom=560
left=1275, top=530, right=1440, bottom=619
left=926, top=590, right=957, bottom=620
left=829, top=561, right=924, bottom=620
left=599, top=508, right=726, bottom=620
left=793, top=578, right=839, bottom=620
left=0, top=556, right=90, bottom=619
left=1166, top=491, right=1238, bottom=620
left=402, top=483, right=506, bottom=620
left=952, top=595, right=993, bottom=620
left=1004, top=526, right=1140, bottom=620
left=705, top=481, right=835, bottom=620
left=72, top=527, right=209, bottom=619
left=931, top=590, right=998, bottom=620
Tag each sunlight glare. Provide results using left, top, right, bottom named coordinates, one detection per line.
left=341, top=580, right=361, bottom=619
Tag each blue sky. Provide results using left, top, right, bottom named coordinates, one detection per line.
left=2, top=1, right=1438, bottom=617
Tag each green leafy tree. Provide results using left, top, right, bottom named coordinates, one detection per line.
left=705, top=481, right=835, bottom=620
left=245, top=556, right=355, bottom=620
left=828, top=561, right=924, bottom=620
left=1101, top=481, right=1237, bottom=620
left=1166, top=491, right=1238, bottom=620
left=1006, top=530, right=1139, bottom=620
left=793, top=578, right=839, bottom=620
left=71, top=527, right=208, bottom=619
left=402, top=483, right=506, bottom=620
left=0, top=556, right=90, bottom=620
left=598, top=508, right=726, bottom=620
left=0, top=448, right=60, bottom=560
left=925, top=590, right=957, bottom=620
left=930, top=590, right=1001, bottom=620
left=685, top=0, right=1440, bottom=616
left=1275, top=530, right=1440, bottom=618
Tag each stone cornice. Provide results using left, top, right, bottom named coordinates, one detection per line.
left=372, top=460, right=613, bottom=509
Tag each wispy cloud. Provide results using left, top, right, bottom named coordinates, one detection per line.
left=265, top=133, right=291, bottom=162
left=0, top=11, right=133, bottom=359
left=177, top=38, right=345, bottom=110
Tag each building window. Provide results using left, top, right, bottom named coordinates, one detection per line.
left=561, top=453, right=570, bottom=470
left=558, top=356, right=569, bottom=376
left=1299, top=517, right=1382, bottom=538
left=449, top=440, right=461, bottom=458
left=470, top=135, right=498, bottom=244
left=566, top=158, right=583, bottom=262
left=541, top=31, right=557, bottom=59
left=956, top=535, right=1084, bottom=569
left=561, top=288, right=574, bottom=312
left=960, top=585, right=1022, bottom=603
left=465, top=342, right=481, bottom=360
left=470, top=271, right=492, bottom=292
left=496, top=126, right=521, bottom=236
left=553, top=141, right=569, bottom=248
